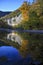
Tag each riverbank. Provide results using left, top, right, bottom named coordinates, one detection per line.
left=0, top=28, right=43, bottom=33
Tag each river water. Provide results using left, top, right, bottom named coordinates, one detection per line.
left=0, top=28, right=43, bottom=65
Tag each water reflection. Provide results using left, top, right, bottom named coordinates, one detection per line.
left=0, top=30, right=43, bottom=64
left=0, top=46, right=22, bottom=65
left=7, top=32, right=23, bottom=45
left=0, top=31, right=23, bottom=48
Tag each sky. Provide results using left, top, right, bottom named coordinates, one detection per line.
left=0, top=0, right=33, bottom=11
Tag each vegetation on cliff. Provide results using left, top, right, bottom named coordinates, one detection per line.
left=18, top=0, right=43, bottom=30
left=0, top=0, right=43, bottom=30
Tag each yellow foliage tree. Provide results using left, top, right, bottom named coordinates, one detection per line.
left=19, top=1, right=30, bottom=21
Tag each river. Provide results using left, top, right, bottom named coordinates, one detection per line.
left=0, top=28, right=43, bottom=65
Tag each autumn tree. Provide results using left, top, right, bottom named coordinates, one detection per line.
left=19, top=1, right=30, bottom=21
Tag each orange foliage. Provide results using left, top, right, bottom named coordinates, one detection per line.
left=20, top=40, right=29, bottom=57
left=19, top=1, right=29, bottom=21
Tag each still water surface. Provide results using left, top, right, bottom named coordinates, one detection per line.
left=0, top=28, right=43, bottom=65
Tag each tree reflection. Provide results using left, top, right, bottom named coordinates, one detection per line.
left=19, top=32, right=43, bottom=63
left=0, top=31, right=43, bottom=63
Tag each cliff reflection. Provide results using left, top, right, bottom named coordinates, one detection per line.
left=7, top=32, right=23, bottom=45
left=0, top=31, right=43, bottom=62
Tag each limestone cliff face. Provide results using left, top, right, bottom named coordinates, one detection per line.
left=0, top=1, right=30, bottom=27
